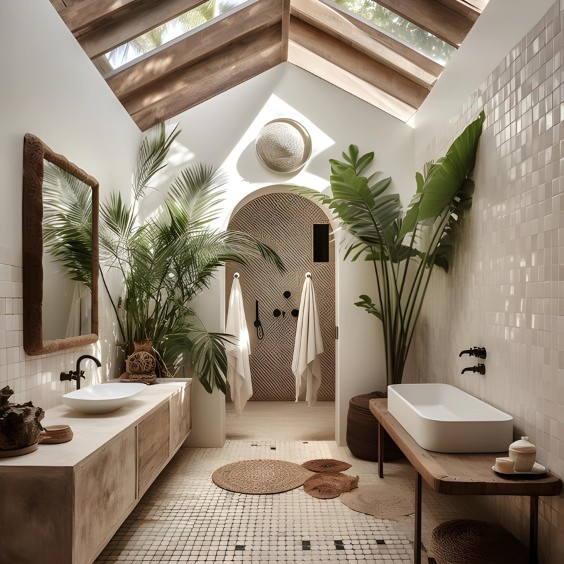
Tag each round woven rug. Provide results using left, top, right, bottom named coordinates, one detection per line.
left=304, top=472, right=359, bottom=499
left=302, top=458, right=352, bottom=473
left=340, top=484, right=414, bottom=519
left=212, top=459, right=313, bottom=494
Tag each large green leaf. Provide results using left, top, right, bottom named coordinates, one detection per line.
left=399, top=111, right=485, bottom=239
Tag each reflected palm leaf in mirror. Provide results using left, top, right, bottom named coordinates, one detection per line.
left=42, top=163, right=94, bottom=340
left=43, top=163, right=93, bottom=288
left=22, top=133, right=99, bottom=355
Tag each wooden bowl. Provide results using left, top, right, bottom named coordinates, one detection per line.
left=39, top=425, right=73, bottom=444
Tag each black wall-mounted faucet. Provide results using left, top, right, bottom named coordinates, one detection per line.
left=459, top=346, right=487, bottom=359
left=60, top=354, right=102, bottom=390
left=461, top=363, right=486, bottom=375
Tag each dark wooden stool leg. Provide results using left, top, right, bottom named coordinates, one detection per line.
left=529, top=495, right=538, bottom=564
left=377, top=420, right=384, bottom=478
left=415, top=472, right=422, bottom=564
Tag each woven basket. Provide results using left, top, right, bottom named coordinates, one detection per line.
left=430, top=519, right=528, bottom=564
left=346, top=392, right=403, bottom=461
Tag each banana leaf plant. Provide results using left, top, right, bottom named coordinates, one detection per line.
left=44, top=123, right=284, bottom=394
left=297, top=111, right=485, bottom=386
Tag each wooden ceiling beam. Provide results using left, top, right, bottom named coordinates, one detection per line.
left=290, top=0, right=438, bottom=88
left=125, top=25, right=283, bottom=130
left=53, top=0, right=141, bottom=34
left=290, top=17, right=428, bottom=109
left=73, top=0, right=209, bottom=59
left=288, top=41, right=417, bottom=122
left=375, top=0, right=474, bottom=47
left=108, top=0, right=283, bottom=98
left=435, top=0, right=482, bottom=21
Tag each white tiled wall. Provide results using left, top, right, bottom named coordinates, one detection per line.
left=0, top=245, right=117, bottom=411
left=414, top=2, right=564, bottom=560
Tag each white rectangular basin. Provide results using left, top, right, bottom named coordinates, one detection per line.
left=387, top=383, right=513, bottom=453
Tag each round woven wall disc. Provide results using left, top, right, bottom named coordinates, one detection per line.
left=302, top=458, right=352, bottom=473
left=255, top=118, right=312, bottom=174
left=212, top=459, right=313, bottom=494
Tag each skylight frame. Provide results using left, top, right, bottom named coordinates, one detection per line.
left=323, top=0, right=456, bottom=67
left=102, top=0, right=258, bottom=77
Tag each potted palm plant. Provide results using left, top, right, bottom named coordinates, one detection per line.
left=44, top=123, right=284, bottom=394
left=297, top=111, right=485, bottom=458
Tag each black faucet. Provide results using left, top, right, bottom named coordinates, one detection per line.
left=60, top=355, right=102, bottom=389
left=461, top=363, right=486, bottom=375
left=459, top=347, right=487, bottom=359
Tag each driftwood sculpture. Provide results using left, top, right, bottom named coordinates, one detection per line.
left=0, top=386, right=44, bottom=451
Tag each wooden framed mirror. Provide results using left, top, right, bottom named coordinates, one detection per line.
left=22, top=133, right=99, bottom=355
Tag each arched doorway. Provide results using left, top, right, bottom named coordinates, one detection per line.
left=224, top=190, right=336, bottom=439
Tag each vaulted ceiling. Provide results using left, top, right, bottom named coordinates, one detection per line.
left=51, top=0, right=488, bottom=131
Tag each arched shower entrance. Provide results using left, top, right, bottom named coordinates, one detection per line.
left=224, top=188, right=336, bottom=437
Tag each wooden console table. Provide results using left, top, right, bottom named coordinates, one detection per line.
left=369, top=398, right=562, bottom=564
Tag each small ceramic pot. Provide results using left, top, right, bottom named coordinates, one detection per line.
left=508, top=436, right=536, bottom=472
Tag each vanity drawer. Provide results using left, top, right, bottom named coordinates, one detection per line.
left=138, top=402, right=170, bottom=496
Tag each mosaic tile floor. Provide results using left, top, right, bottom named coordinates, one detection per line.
left=96, top=439, right=486, bottom=563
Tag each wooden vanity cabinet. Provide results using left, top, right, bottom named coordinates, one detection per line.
left=0, top=380, right=192, bottom=564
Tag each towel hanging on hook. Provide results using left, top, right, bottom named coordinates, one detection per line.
left=226, top=273, right=252, bottom=415
left=292, top=272, right=324, bottom=406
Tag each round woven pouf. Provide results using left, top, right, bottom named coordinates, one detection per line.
left=430, top=519, right=528, bottom=564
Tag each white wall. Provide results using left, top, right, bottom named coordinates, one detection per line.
left=162, top=63, right=415, bottom=445
left=0, top=0, right=140, bottom=408
left=412, top=1, right=564, bottom=561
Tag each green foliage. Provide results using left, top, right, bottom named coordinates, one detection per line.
left=295, top=111, right=485, bottom=386
left=43, top=163, right=94, bottom=288
left=45, top=123, right=284, bottom=394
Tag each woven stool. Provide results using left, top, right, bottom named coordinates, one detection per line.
left=430, top=519, right=528, bottom=564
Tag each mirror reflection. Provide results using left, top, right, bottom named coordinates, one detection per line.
left=22, top=133, right=99, bottom=356
left=42, top=161, right=93, bottom=341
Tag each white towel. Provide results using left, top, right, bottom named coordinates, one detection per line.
left=292, top=273, right=324, bottom=406
left=225, top=275, right=252, bottom=415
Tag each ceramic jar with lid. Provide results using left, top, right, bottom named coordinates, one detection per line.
left=508, top=436, right=536, bottom=472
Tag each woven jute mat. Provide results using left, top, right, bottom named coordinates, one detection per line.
left=303, top=472, right=359, bottom=499
left=212, top=459, right=314, bottom=494
left=302, top=458, right=352, bottom=473
left=340, top=483, right=414, bottom=519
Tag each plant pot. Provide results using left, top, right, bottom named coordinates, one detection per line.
left=346, top=391, right=403, bottom=461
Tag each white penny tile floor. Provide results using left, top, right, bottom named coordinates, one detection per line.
left=96, top=438, right=486, bottom=563
left=96, top=402, right=488, bottom=563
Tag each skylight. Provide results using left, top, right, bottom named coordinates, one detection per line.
left=330, top=0, right=456, bottom=66
left=104, top=0, right=250, bottom=71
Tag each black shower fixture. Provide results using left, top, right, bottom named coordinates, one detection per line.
left=291, top=309, right=299, bottom=318
left=273, top=309, right=282, bottom=317
left=283, top=290, right=291, bottom=299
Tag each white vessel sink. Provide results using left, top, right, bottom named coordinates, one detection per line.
left=62, top=383, right=147, bottom=414
left=387, top=383, right=513, bottom=453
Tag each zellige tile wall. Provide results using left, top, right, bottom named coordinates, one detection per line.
left=414, top=1, right=564, bottom=561
left=0, top=245, right=115, bottom=411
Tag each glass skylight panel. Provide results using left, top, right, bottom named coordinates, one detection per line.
left=104, top=0, right=249, bottom=71
left=330, top=0, right=456, bottom=66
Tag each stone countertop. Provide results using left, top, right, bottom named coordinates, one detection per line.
left=0, top=380, right=191, bottom=468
